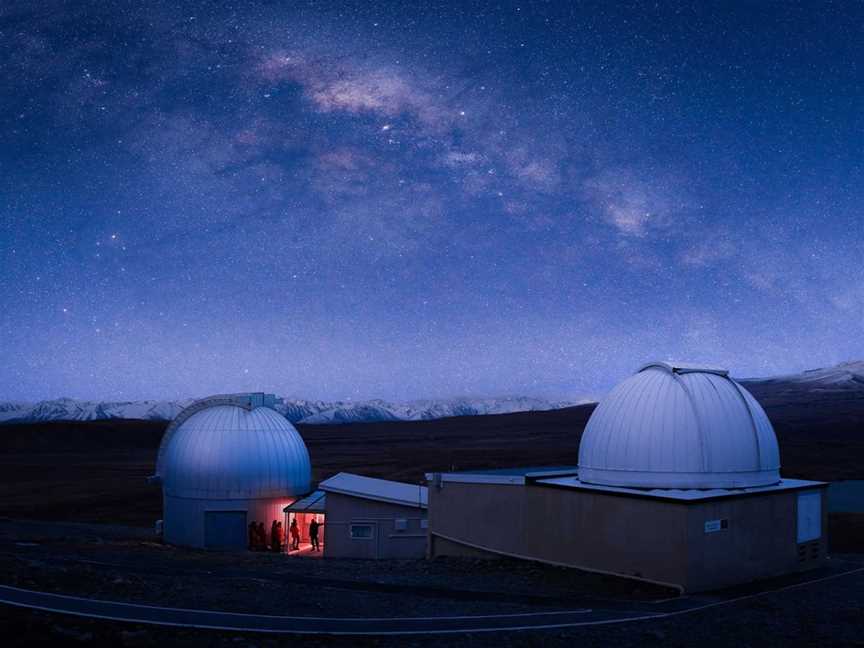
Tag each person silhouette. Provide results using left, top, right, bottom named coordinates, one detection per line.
left=309, top=518, right=322, bottom=551
left=270, top=520, right=280, bottom=552
left=290, top=517, right=300, bottom=550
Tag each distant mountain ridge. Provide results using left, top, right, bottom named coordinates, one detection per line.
left=742, top=360, right=864, bottom=388
left=0, top=394, right=578, bottom=426
left=0, top=397, right=193, bottom=425
left=738, top=360, right=864, bottom=415
left=2, top=360, right=861, bottom=426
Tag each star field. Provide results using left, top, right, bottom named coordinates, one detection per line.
left=0, top=1, right=862, bottom=401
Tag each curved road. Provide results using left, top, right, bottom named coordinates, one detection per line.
left=0, top=585, right=636, bottom=634
left=2, top=566, right=864, bottom=635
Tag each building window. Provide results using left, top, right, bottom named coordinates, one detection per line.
left=420, top=519, right=429, bottom=530
left=350, top=524, right=374, bottom=540
left=394, top=518, right=408, bottom=531
left=704, top=519, right=729, bottom=534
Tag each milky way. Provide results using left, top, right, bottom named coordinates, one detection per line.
left=1, top=1, right=862, bottom=401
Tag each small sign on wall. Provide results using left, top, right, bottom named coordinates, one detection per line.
left=704, top=519, right=729, bottom=533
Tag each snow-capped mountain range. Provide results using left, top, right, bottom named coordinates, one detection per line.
left=2, top=361, right=860, bottom=426
left=3, top=398, right=189, bottom=423
left=0, top=395, right=579, bottom=425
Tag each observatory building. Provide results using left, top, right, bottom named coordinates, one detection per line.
left=152, top=393, right=312, bottom=550
left=427, top=362, right=828, bottom=592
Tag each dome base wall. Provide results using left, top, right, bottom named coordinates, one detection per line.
left=577, top=466, right=781, bottom=490
left=163, top=494, right=298, bottom=549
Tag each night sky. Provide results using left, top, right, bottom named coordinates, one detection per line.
left=1, top=1, right=862, bottom=402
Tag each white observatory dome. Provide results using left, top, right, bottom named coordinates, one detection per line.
left=578, top=362, right=780, bottom=489
left=158, top=399, right=311, bottom=499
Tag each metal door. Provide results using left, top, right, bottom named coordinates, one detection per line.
left=204, top=511, right=247, bottom=550
left=797, top=491, right=822, bottom=543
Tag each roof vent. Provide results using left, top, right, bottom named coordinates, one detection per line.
left=639, top=361, right=729, bottom=377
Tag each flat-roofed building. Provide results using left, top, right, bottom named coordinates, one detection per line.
left=427, top=362, right=828, bottom=592
left=316, top=472, right=428, bottom=559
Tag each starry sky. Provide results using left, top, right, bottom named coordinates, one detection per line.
left=1, top=1, right=862, bottom=402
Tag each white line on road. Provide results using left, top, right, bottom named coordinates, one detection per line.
left=0, top=565, right=862, bottom=635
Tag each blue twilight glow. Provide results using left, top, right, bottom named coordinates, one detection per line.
left=1, top=1, right=862, bottom=401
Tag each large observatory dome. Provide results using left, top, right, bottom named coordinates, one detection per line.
left=578, top=362, right=780, bottom=489
left=157, top=398, right=311, bottom=499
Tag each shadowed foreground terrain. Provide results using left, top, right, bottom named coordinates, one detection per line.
left=0, top=393, right=863, bottom=646
left=0, top=390, right=862, bottom=526
left=0, top=517, right=861, bottom=647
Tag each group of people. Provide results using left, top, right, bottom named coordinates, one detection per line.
left=247, top=520, right=279, bottom=552
left=248, top=517, right=320, bottom=552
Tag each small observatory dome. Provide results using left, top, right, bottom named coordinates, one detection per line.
left=159, top=403, right=311, bottom=499
left=578, top=362, right=780, bottom=489
left=155, top=393, right=312, bottom=549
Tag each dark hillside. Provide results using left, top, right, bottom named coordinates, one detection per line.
left=0, top=419, right=167, bottom=454
left=299, top=404, right=593, bottom=482
left=0, top=389, right=862, bottom=526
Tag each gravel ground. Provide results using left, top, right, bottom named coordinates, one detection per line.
left=0, top=519, right=672, bottom=620
left=1, top=519, right=863, bottom=646
left=3, top=565, right=864, bottom=648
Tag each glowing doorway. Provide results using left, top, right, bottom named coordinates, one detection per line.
left=283, top=490, right=326, bottom=557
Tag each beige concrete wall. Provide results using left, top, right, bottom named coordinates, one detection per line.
left=685, top=488, right=828, bottom=591
left=523, top=486, right=689, bottom=587
left=428, top=481, right=829, bottom=592
left=428, top=481, right=688, bottom=588
left=323, top=492, right=427, bottom=559
left=428, top=482, right=529, bottom=557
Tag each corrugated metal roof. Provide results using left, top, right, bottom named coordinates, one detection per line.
left=319, top=472, right=427, bottom=509
left=425, top=466, right=579, bottom=487
left=284, top=490, right=326, bottom=513
left=578, top=362, right=781, bottom=489
left=447, top=465, right=579, bottom=477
